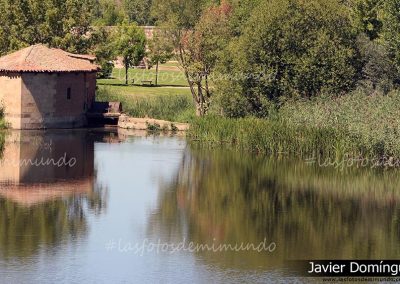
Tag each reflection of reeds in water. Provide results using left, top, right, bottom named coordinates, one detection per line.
left=148, top=146, right=400, bottom=271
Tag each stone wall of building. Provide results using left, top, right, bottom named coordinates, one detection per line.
left=0, top=72, right=96, bottom=129
left=85, top=72, right=97, bottom=110
left=0, top=73, right=22, bottom=129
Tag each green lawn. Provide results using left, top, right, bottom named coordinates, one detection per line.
left=97, top=66, right=188, bottom=87
left=160, top=61, right=180, bottom=68
left=96, top=64, right=194, bottom=122
left=98, top=84, right=191, bottom=98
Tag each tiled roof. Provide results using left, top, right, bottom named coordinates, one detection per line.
left=0, top=44, right=99, bottom=73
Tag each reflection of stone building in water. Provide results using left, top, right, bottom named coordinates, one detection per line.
left=0, top=130, right=95, bottom=206
left=0, top=130, right=117, bottom=258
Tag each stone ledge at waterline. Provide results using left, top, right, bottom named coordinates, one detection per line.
left=117, top=115, right=190, bottom=131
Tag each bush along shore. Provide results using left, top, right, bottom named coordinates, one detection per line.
left=188, top=91, right=400, bottom=166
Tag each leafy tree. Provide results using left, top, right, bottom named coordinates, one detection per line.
left=124, top=0, right=154, bottom=25
left=380, top=0, right=400, bottom=74
left=147, top=31, right=174, bottom=86
left=225, top=0, right=262, bottom=37
left=152, top=0, right=231, bottom=116
left=151, top=0, right=210, bottom=30
left=92, top=0, right=126, bottom=26
left=89, top=27, right=115, bottom=78
left=356, top=34, right=397, bottom=93
left=0, top=0, right=96, bottom=55
left=113, top=22, right=146, bottom=85
left=217, top=0, right=359, bottom=118
left=350, top=0, right=383, bottom=40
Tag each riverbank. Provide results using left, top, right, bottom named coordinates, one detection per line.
left=97, top=67, right=400, bottom=162
left=118, top=115, right=189, bottom=131
left=188, top=91, right=400, bottom=162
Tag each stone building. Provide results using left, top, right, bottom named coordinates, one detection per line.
left=0, top=44, right=98, bottom=129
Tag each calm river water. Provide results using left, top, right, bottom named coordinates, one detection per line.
left=0, top=129, right=399, bottom=283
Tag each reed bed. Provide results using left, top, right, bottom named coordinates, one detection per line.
left=189, top=91, right=400, bottom=160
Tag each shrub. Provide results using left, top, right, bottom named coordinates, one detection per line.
left=216, top=0, right=359, bottom=117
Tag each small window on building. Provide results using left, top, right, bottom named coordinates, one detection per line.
left=67, top=88, right=71, bottom=100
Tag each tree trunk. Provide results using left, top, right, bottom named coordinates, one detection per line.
left=178, top=45, right=204, bottom=117
left=198, top=83, right=204, bottom=116
left=125, top=61, right=129, bottom=85
left=196, top=104, right=203, bottom=117
left=155, top=61, right=159, bottom=86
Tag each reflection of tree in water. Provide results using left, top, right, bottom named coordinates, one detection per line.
left=0, top=132, right=4, bottom=159
left=87, top=168, right=108, bottom=215
left=149, top=146, right=400, bottom=270
left=0, top=130, right=110, bottom=259
left=0, top=180, right=107, bottom=259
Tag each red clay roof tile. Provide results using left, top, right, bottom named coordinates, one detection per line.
left=0, top=44, right=99, bottom=73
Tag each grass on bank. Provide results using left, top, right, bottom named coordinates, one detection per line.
left=97, top=63, right=195, bottom=122
left=97, top=86, right=195, bottom=123
left=188, top=91, right=400, bottom=161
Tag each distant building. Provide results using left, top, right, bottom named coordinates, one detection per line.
left=0, top=44, right=99, bottom=129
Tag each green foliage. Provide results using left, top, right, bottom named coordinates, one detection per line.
left=151, top=0, right=211, bottom=30
left=0, top=0, right=96, bottom=55
left=147, top=31, right=174, bottom=85
left=350, top=0, right=383, bottom=40
left=189, top=91, right=400, bottom=160
left=380, top=0, right=400, bottom=73
left=216, top=0, right=359, bottom=118
left=92, top=0, right=126, bottom=26
left=113, top=22, right=146, bottom=85
left=152, top=0, right=232, bottom=116
left=89, top=27, right=115, bottom=78
left=225, top=0, right=262, bottom=36
left=356, top=34, right=397, bottom=93
left=124, top=0, right=154, bottom=25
